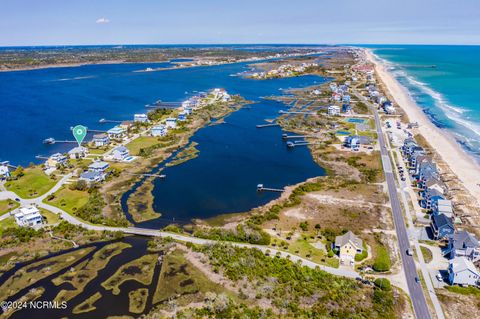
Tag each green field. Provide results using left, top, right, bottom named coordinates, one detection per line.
left=0, top=217, right=18, bottom=233
left=126, top=136, right=160, bottom=155
left=40, top=208, right=60, bottom=225
left=0, top=199, right=19, bottom=216
left=44, top=187, right=89, bottom=216
left=5, top=167, right=57, bottom=198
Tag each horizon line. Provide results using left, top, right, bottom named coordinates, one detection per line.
left=1, top=43, right=480, bottom=48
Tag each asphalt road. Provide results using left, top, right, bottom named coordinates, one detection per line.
left=357, top=91, right=432, bottom=319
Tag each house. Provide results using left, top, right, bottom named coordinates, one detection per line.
left=448, top=256, right=480, bottom=286
left=68, top=146, right=88, bottom=159
left=151, top=124, right=168, bottom=137
left=434, top=199, right=454, bottom=218
left=0, top=161, right=10, bottom=180
left=88, top=161, right=109, bottom=173
left=420, top=188, right=444, bottom=210
left=119, top=121, right=133, bottom=131
left=45, top=153, right=67, bottom=169
left=79, top=170, right=106, bottom=184
left=342, top=104, right=352, bottom=114
left=107, top=126, right=125, bottom=139
left=134, top=113, right=149, bottom=123
left=328, top=105, right=340, bottom=116
left=345, top=135, right=360, bottom=151
left=165, top=118, right=177, bottom=129
left=334, top=231, right=363, bottom=264
left=92, top=133, right=110, bottom=147
left=447, top=231, right=480, bottom=262
left=14, top=206, right=43, bottom=227
left=431, top=213, right=455, bottom=240
left=183, top=106, right=193, bottom=115
left=178, top=111, right=187, bottom=121
left=111, top=146, right=130, bottom=161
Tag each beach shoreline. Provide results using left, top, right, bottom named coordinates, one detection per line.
left=364, top=48, right=480, bottom=204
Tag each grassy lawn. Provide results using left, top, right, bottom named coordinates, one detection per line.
left=40, top=208, right=60, bottom=225
left=0, top=199, right=19, bottom=216
left=88, top=148, right=108, bottom=155
left=274, top=235, right=339, bottom=268
left=5, top=167, right=57, bottom=198
left=0, top=217, right=18, bottom=233
left=44, top=187, right=89, bottom=216
left=126, top=136, right=160, bottom=155
left=420, top=246, right=433, bottom=263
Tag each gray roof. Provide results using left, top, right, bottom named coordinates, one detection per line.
left=432, top=213, right=454, bottom=229
left=453, top=231, right=479, bottom=250
left=335, top=231, right=362, bottom=250
left=88, top=161, right=109, bottom=170
left=80, top=170, right=103, bottom=180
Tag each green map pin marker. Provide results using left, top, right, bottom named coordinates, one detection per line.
left=72, top=125, right=87, bottom=146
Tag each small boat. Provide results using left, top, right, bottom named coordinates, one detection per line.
left=43, top=138, right=55, bottom=144
left=99, top=118, right=106, bottom=123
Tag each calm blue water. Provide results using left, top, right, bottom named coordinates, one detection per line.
left=365, top=45, right=480, bottom=159
left=0, top=56, right=326, bottom=222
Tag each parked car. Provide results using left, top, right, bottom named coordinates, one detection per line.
left=415, top=277, right=420, bottom=284
left=436, top=273, right=443, bottom=281
left=406, top=249, right=413, bottom=256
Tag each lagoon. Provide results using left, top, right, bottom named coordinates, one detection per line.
left=0, top=56, right=327, bottom=224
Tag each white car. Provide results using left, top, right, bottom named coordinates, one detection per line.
left=436, top=273, right=443, bottom=281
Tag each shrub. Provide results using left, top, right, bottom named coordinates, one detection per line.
left=374, top=278, right=392, bottom=291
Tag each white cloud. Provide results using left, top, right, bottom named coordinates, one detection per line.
left=96, top=18, right=110, bottom=24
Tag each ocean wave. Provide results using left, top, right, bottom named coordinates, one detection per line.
left=373, top=51, right=480, bottom=146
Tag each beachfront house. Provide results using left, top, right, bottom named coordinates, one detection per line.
left=79, top=170, right=106, bottom=185
left=14, top=206, right=43, bottom=227
left=151, top=124, right=168, bottom=137
left=431, top=213, right=455, bottom=240
left=165, top=118, right=177, bottom=129
left=0, top=161, right=10, bottom=180
left=334, top=231, right=363, bottom=265
left=111, top=146, right=130, bottom=162
left=421, top=188, right=445, bottom=210
left=328, top=105, right=340, bottom=116
left=134, top=113, right=149, bottom=123
left=68, top=146, right=88, bottom=159
left=448, top=257, right=480, bottom=286
left=88, top=161, right=109, bottom=173
left=107, top=126, right=125, bottom=139
left=92, top=133, right=110, bottom=147
left=446, top=231, right=480, bottom=262
left=433, top=199, right=454, bottom=218
left=45, top=153, right=67, bottom=169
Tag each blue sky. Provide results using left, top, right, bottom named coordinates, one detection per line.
left=1, top=0, right=479, bottom=46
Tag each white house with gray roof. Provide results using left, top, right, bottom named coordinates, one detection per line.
left=448, top=256, right=480, bottom=286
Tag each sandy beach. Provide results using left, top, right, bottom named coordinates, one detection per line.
left=365, top=49, right=480, bottom=205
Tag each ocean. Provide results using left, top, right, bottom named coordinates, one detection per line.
left=365, top=45, right=480, bottom=160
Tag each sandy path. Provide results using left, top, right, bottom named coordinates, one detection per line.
left=365, top=49, right=480, bottom=206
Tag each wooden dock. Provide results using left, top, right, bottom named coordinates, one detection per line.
left=279, top=110, right=315, bottom=115
left=124, top=172, right=166, bottom=179
left=256, top=123, right=279, bottom=128
left=257, top=184, right=283, bottom=192
left=282, top=134, right=316, bottom=140
left=99, top=118, right=123, bottom=124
